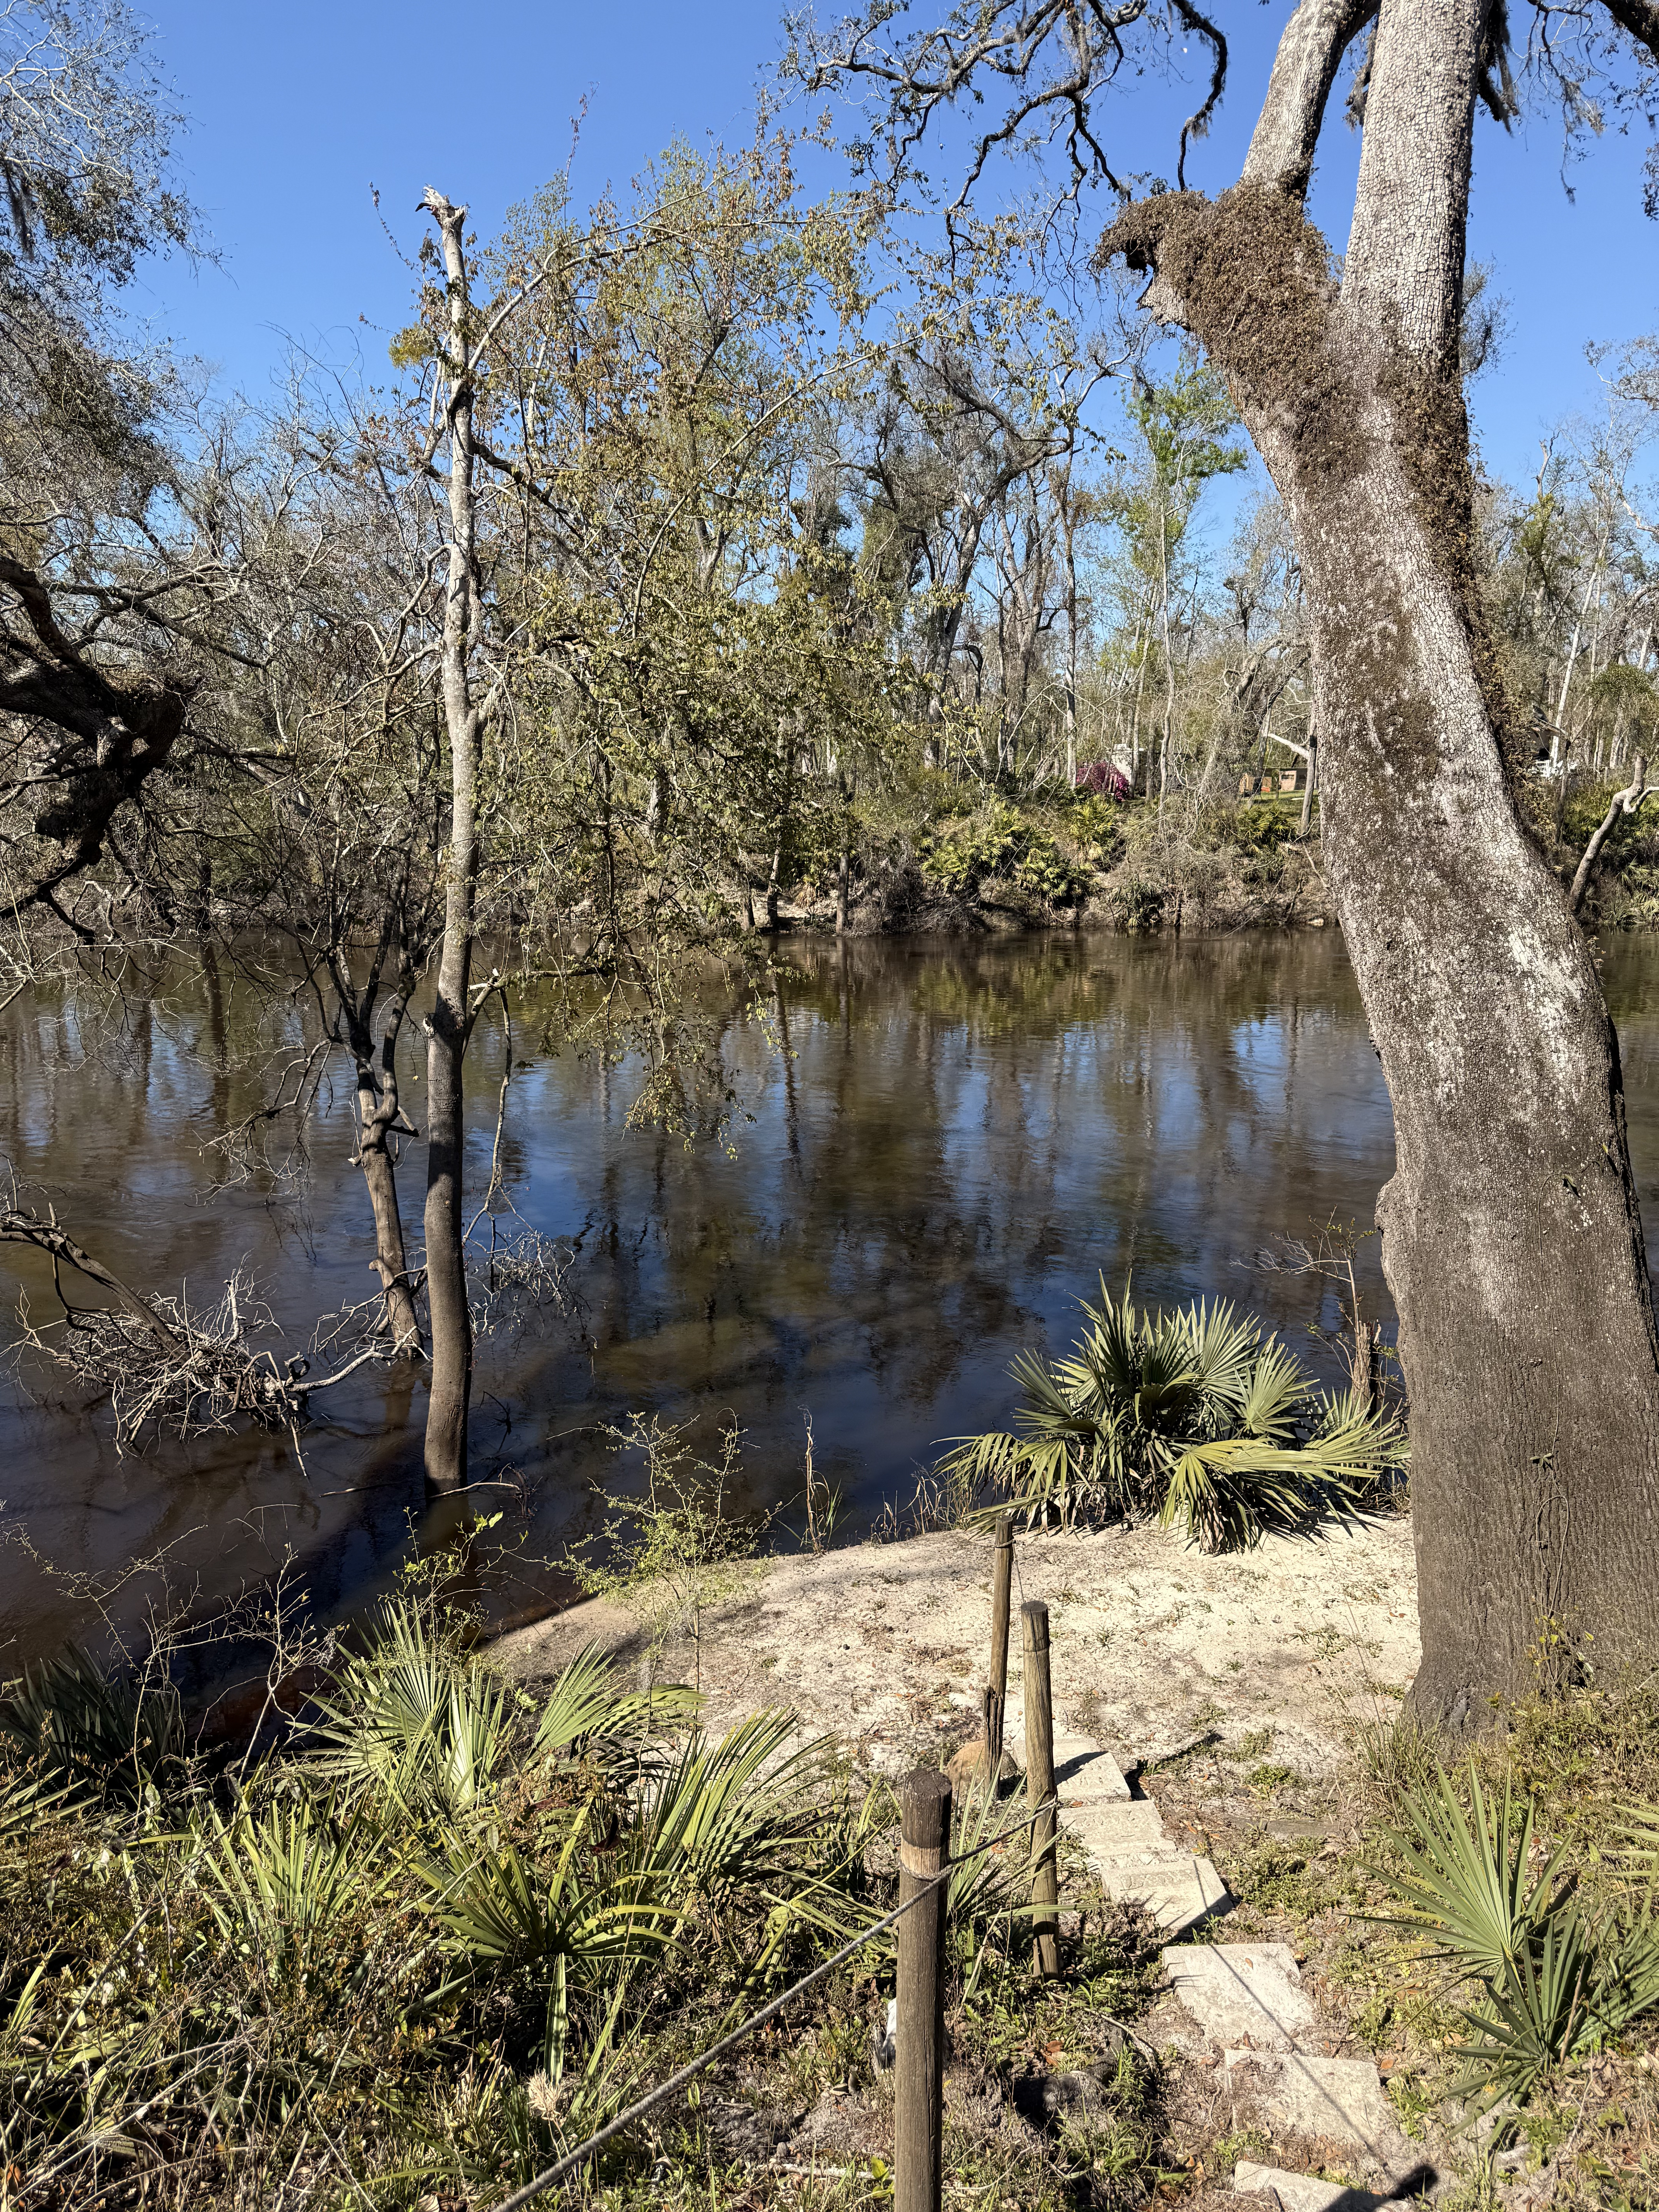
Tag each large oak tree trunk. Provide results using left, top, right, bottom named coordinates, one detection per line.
left=1109, top=0, right=1659, bottom=1721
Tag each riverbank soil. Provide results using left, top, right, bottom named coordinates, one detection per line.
left=495, top=1515, right=1423, bottom=1783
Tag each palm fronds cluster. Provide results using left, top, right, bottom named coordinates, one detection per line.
left=1373, top=1760, right=1659, bottom=2118
left=939, top=1281, right=1408, bottom=1551
left=0, top=1599, right=893, bottom=2208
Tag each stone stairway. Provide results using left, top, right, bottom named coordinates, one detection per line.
left=988, top=1725, right=1427, bottom=2207
left=1001, top=1721, right=1230, bottom=1936
left=1161, top=1941, right=1432, bottom=2208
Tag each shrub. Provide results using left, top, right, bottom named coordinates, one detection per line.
left=1372, top=1760, right=1659, bottom=2121
left=0, top=1644, right=184, bottom=1805
left=1108, top=873, right=1166, bottom=932
left=937, top=1280, right=1408, bottom=1551
left=917, top=802, right=1091, bottom=908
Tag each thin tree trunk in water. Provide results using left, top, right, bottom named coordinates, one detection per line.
left=836, top=847, right=850, bottom=934
left=422, top=189, right=488, bottom=1494
left=1108, top=0, right=1659, bottom=1722
left=350, top=984, right=421, bottom=1354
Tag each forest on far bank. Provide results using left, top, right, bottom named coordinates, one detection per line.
left=9, top=15, right=1659, bottom=985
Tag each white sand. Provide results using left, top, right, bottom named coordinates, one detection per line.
left=494, top=1511, right=1420, bottom=1777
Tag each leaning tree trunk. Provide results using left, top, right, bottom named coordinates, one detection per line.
left=1108, top=0, right=1659, bottom=1723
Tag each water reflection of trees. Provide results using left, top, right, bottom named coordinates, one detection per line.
left=0, top=931, right=1422, bottom=1659
left=510, top=934, right=1396, bottom=1535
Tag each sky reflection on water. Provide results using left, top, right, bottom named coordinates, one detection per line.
left=4, top=930, right=1655, bottom=1671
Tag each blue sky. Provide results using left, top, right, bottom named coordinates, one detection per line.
left=133, top=1, right=1654, bottom=495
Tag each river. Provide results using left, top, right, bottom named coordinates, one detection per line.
left=6, top=929, right=1659, bottom=1677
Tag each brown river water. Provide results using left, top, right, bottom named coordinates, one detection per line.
left=6, top=929, right=1659, bottom=1681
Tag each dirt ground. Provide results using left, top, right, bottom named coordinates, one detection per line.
left=493, top=1508, right=1421, bottom=1781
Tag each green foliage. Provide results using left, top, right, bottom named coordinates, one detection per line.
left=624, top=1710, right=876, bottom=1978
left=0, top=1599, right=889, bottom=2207
left=311, top=1601, right=686, bottom=1822
left=1, top=1645, right=184, bottom=1805
left=1067, top=791, right=1128, bottom=857
left=1372, top=1761, right=1659, bottom=2119
left=1228, top=799, right=1301, bottom=857
left=1106, top=872, right=1166, bottom=932
left=310, top=1599, right=526, bottom=1819
left=938, top=1279, right=1408, bottom=1550
left=916, top=800, right=1092, bottom=907
left=192, top=1790, right=393, bottom=1992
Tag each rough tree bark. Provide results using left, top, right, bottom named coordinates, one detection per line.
left=1103, top=0, right=1659, bottom=1722
left=328, top=926, right=424, bottom=1355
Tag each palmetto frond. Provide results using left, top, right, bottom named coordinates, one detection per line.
left=194, top=1791, right=389, bottom=1985
left=423, top=1811, right=667, bottom=1975
left=532, top=1640, right=697, bottom=1768
left=627, top=1711, right=871, bottom=1968
left=1373, top=1761, right=1659, bottom=2117
left=310, top=1604, right=522, bottom=1819
left=945, top=1278, right=1408, bottom=1551
left=1, top=1647, right=184, bottom=1802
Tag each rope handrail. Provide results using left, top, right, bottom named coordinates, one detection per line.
left=484, top=1790, right=1058, bottom=2212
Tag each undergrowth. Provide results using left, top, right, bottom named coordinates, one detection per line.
left=1175, top=1674, right=1659, bottom=2209
left=0, top=1589, right=1170, bottom=2211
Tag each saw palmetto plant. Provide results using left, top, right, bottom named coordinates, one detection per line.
left=938, top=1280, right=1408, bottom=1551
left=1, top=1645, right=185, bottom=1805
left=309, top=1602, right=692, bottom=1822
left=1372, top=1761, right=1659, bottom=2118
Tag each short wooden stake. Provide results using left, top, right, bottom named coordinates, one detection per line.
left=982, top=1513, right=1014, bottom=1781
left=895, top=1768, right=951, bottom=2212
left=1022, top=1599, right=1060, bottom=1977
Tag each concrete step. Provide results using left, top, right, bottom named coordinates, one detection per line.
left=1233, top=2162, right=1391, bottom=2210
left=1065, top=1799, right=1169, bottom=1858
left=1162, top=1941, right=1318, bottom=2052
left=1093, top=1851, right=1230, bottom=1934
left=1223, top=2051, right=1410, bottom=2164
left=1056, top=1745, right=1133, bottom=1805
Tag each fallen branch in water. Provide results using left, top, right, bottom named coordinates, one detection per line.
left=11, top=1264, right=373, bottom=1454
left=0, top=1178, right=396, bottom=1454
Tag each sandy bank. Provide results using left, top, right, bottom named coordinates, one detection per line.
left=493, top=1510, right=1420, bottom=1777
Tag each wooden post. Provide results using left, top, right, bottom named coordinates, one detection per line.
left=895, top=1768, right=951, bottom=2212
left=1022, top=1599, right=1060, bottom=1977
left=982, top=1513, right=1014, bottom=1781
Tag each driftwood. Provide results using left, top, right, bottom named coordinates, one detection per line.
left=0, top=1194, right=386, bottom=1454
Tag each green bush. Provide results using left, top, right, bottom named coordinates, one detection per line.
left=917, top=801, right=1091, bottom=908
left=0, top=1606, right=876, bottom=2207
left=1372, top=1761, right=1659, bottom=2121
left=938, top=1280, right=1408, bottom=1551
left=1108, top=874, right=1166, bottom=932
